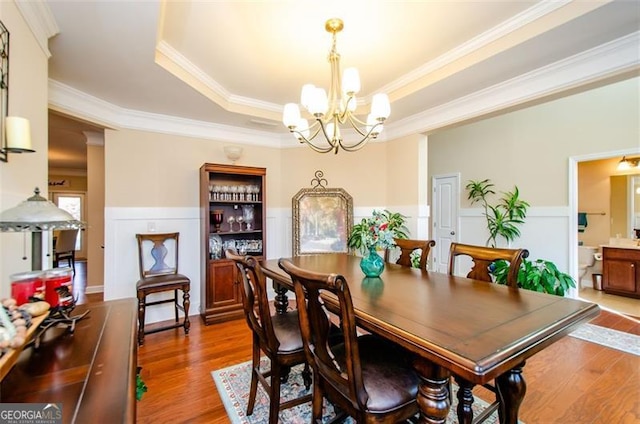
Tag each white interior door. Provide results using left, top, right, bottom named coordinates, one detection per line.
left=51, top=192, right=87, bottom=260
left=432, top=174, right=460, bottom=273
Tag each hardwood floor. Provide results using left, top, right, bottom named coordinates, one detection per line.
left=73, top=262, right=639, bottom=423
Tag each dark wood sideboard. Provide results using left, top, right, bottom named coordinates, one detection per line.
left=0, top=298, right=138, bottom=423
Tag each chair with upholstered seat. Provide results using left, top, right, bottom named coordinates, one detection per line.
left=385, top=238, right=436, bottom=270
left=135, top=232, right=190, bottom=346
left=53, top=229, right=79, bottom=274
left=447, top=242, right=529, bottom=423
left=279, top=258, right=420, bottom=424
left=226, top=249, right=311, bottom=424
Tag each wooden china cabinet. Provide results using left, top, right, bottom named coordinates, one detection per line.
left=199, top=163, right=266, bottom=324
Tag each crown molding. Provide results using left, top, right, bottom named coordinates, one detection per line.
left=83, top=131, right=104, bottom=146
left=155, top=40, right=282, bottom=119
left=384, top=32, right=640, bottom=140
left=15, top=0, right=59, bottom=58
left=48, top=79, right=285, bottom=148
left=382, top=0, right=571, bottom=95
left=50, top=32, right=639, bottom=150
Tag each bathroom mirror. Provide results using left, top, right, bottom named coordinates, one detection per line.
left=609, top=173, right=640, bottom=238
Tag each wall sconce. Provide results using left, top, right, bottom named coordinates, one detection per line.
left=616, top=156, right=640, bottom=171
left=0, top=117, right=35, bottom=162
left=224, top=145, right=243, bottom=164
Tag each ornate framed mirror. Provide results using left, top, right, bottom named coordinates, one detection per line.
left=292, top=171, right=353, bottom=256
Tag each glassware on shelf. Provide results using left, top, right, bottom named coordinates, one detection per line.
left=242, top=204, right=255, bottom=230
left=209, top=234, right=223, bottom=259
left=227, top=216, right=236, bottom=232
left=236, top=215, right=244, bottom=231
left=212, top=210, right=224, bottom=232
left=238, top=185, right=246, bottom=201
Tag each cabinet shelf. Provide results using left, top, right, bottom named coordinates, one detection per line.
left=209, top=200, right=262, bottom=205
left=210, top=230, right=262, bottom=236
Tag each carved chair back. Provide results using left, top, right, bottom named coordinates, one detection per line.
left=278, top=258, right=368, bottom=409
left=136, top=232, right=181, bottom=278
left=448, top=242, right=529, bottom=287
left=226, top=248, right=280, bottom=355
left=385, top=238, right=436, bottom=270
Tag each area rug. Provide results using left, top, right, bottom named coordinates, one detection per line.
left=569, top=323, right=640, bottom=356
left=212, top=359, right=506, bottom=424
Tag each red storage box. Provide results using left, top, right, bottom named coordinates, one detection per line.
left=10, top=270, right=45, bottom=306
left=44, top=267, right=74, bottom=308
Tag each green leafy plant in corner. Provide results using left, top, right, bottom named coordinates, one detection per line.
left=466, top=179, right=529, bottom=248
left=492, top=258, right=576, bottom=296
left=136, top=367, right=148, bottom=401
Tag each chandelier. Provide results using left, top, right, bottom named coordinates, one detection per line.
left=282, top=18, right=390, bottom=154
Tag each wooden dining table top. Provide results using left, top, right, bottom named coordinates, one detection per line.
left=261, top=254, right=600, bottom=384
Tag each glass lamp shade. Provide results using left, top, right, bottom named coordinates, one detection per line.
left=283, top=103, right=301, bottom=128
left=5, top=117, right=34, bottom=153
left=617, top=158, right=631, bottom=171
left=371, top=93, right=391, bottom=120
left=342, top=68, right=360, bottom=95
left=308, top=88, right=328, bottom=116
left=300, top=84, right=316, bottom=110
left=0, top=188, right=84, bottom=232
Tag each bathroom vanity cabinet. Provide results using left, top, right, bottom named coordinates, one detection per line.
left=602, top=246, right=640, bottom=298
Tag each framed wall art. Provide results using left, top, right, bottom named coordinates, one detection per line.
left=292, top=171, right=353, bottom=256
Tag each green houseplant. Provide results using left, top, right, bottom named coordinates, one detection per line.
left=466, top=179, right=529, bottom=248
left=491, top=258, right=576, bottom=296
left=348, top=210, right=409, bottom=277
left=466, top=179, right=576, bottom=296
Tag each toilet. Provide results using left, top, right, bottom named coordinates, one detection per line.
left=578, top=246, right=601, bottom=289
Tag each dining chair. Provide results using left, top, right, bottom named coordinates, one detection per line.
left=447, top=242, right=529, bottom=423
left=226, top=249, right=311, bottom=424
left=53, top=229, right=79, bottom=274
left=135, top=232, right=190, bottom=346
left=448, top=242, right=529, bottom=287
left=385, top=238, right=436, bottom=270
left=278, top=258, right=420, bottom=424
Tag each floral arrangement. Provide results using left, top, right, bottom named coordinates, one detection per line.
left=348, top=209, right=409, bottom=255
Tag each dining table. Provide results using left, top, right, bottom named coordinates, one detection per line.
left=260, top=254, right=600, bottom=424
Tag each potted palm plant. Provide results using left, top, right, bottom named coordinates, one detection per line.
left=347, top=209, right=409, bottom=277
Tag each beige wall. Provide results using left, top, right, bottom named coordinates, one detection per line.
left=279, top=141, right=389, bottom=208
left=87, top=143, right=105, bottom=288
left=429, top=77, right=640, bottom=208
left=105, top=129, right=282, bottom=208
left=0, top=2, right=50, bottom=296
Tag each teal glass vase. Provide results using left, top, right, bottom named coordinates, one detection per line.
left=360, top=246, right=385, bottom=277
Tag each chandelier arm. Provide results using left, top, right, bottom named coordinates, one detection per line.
left=339, top=137, right=371, bottom=152
left=291, top=121, right=336, bottom=154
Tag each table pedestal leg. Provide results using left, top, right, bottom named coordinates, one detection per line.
left=272, top=281, right=289, bottom=314
left=453, top=376, right=475, bottom=424
left=413, top=359, right=451, bottom=424
left=496, top=362, right=526, bottom=424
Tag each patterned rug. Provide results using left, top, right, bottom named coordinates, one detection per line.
left=568, top=323, right=640, bottom=356
left=212, top=359, right=505, bottom=424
